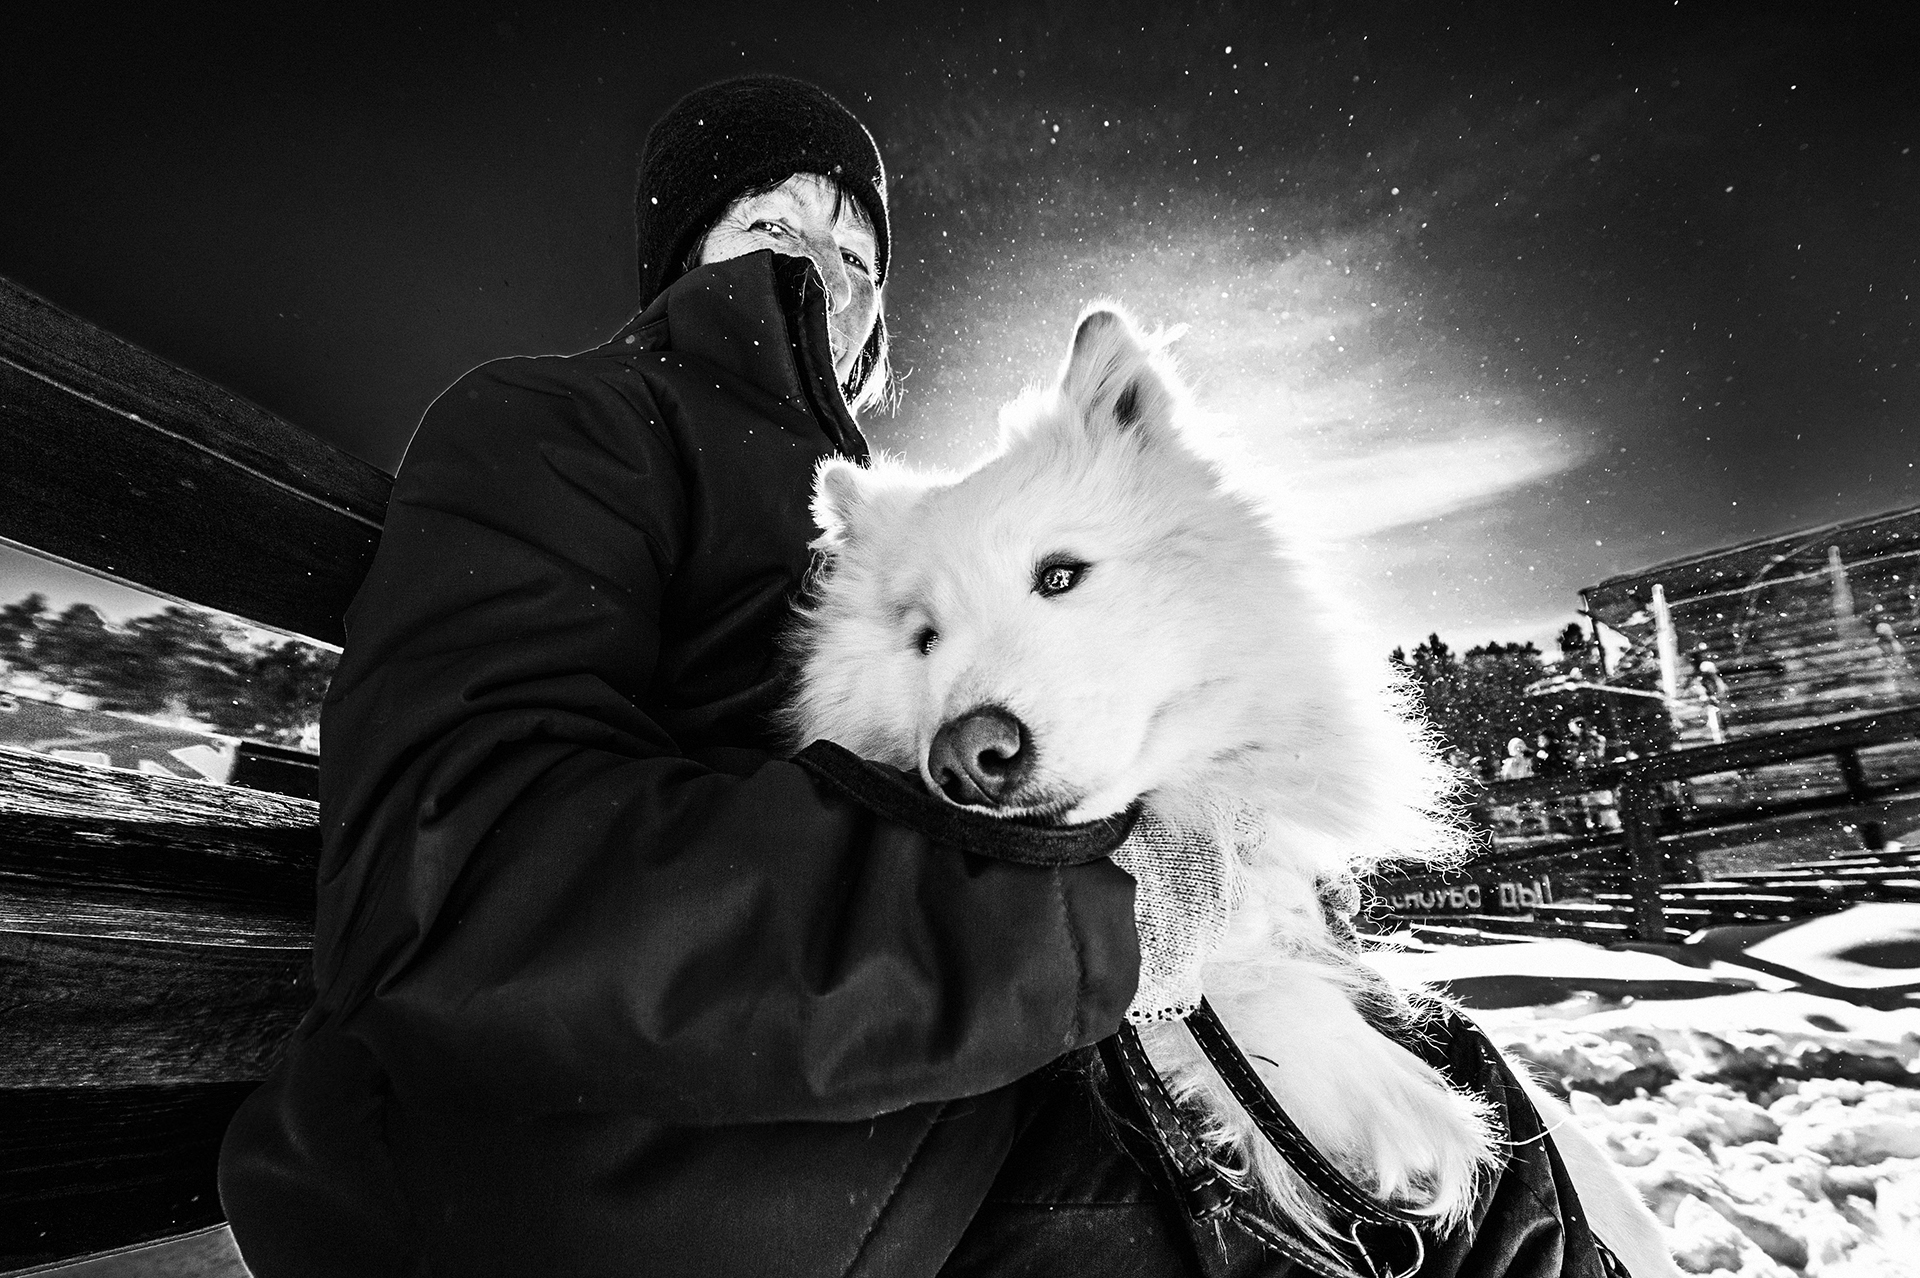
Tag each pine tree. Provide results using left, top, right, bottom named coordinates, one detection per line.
left=0, top=591, right=335, bottom=747
left=1556, top=622, right=1592, bottom=672
left=0, top=593, right=48, bottom=671
left=32, top=603, right=118, bottom=692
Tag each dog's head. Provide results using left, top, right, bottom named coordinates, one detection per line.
left=788, top=305, right=1325, bottom=822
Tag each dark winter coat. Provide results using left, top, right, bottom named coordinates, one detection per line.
left=217, top=250, right=1144, bottom=1277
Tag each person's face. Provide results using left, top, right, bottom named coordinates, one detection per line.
left=695, top=172, right=879, bottom=385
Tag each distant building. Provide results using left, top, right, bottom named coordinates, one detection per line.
left=1583, top=504, right=1920, bottom=746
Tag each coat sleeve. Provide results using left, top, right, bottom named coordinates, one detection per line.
left=313, top=358, right=1140, bottom=1124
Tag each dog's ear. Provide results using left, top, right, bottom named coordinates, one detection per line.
left=1060, top=306, right=1180, bottom=444
left=810, top=456, right=873, bottom=551
left=811, top=454, right=941, bottom=552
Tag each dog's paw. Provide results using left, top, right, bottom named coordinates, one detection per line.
left=1234, top=1024, right=1498, bottom=1230
left=1347, top=1059, right=1498, bottom=1228
left=1171, top=955, right=1501, bottom=1233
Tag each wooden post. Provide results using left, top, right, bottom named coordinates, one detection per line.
left=1651, top=583, right=1680, bottom=707
left=1618, top=779, right=1667, bottom=942
left=1830, top=546, right=1857, bottom=621
left=1837, top=747, right=1873, bottom=804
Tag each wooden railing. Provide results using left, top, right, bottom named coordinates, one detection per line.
left=0, top=274, right=387, bottom=1269
left=1367, top=705, right=1920, bottom=944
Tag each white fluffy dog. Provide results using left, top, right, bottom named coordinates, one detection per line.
left=783, top=307, right=1677, bottom=1277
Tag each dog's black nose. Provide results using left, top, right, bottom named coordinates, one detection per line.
left=928, top=706, right=1032, bottom=807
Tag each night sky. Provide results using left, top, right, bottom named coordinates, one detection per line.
left=3, top=2, right=1916, bottom=653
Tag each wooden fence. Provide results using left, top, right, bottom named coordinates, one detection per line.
left=0, top=273, right=386, bottom=1269
left=1368, top=704, right=1920, bottom=944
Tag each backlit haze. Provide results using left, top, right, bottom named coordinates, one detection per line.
left=3, top=3, right=1915, bottom=655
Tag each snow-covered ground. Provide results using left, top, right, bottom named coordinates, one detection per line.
left=1371, top=908, right=1920, bottom=1277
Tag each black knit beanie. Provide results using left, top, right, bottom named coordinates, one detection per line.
left=635, top=75, right=890, bottom=308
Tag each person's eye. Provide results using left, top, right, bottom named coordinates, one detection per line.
left=750, top=219, right=789, bottom=237
left=841, top=248, right=871, bottom=277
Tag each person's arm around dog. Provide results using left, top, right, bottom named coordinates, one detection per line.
left=218, top=78, right=1141, bottom=1278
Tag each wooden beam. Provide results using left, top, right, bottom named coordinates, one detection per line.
left=1628, top=706, right=1920, bottom=782
left=0, top=1083, right=254, bottom=1267
left=0, top=751, right=315, bottom=1087
left=0, top=274, right=390, bottom=646
left=1479, top=705, right=1920, bottom=807
left=0, top=931, right=309, bottom=1089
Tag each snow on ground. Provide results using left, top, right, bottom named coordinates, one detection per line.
left=1371, top=913, right=1920, bottom=1276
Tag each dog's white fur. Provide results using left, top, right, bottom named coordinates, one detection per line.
left=783, top=307, right=1677, bottom=1276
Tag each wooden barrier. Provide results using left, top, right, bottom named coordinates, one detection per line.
left=0, top=276, right=387, bottom=647
left=1369, top=705, right=1920, bottom=942
left=0, top=274, right=387, bottom=1269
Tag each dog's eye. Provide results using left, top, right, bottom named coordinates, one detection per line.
left=914, top=626, right=939, bottom=655
left=1034, top=560, right=1090, bottom=598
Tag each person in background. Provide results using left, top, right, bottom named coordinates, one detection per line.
left=1498, top=736, right=1534, bottom=781
left=1532, top=729, right=1563, bottom=780
left=1691, top=658, right=1731, bottom=743
left=1563, top=716, right=1609, bottom=772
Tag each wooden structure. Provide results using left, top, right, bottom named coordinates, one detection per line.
left=1583, top=508, right=1920, bottom=745
left=1372, top=693, right=1920, bottom=944
left=0, top=275, right=389, bottom=1269
left=1375, top=509, right=1920, bottom=946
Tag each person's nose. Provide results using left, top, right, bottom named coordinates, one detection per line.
left=797, top=231, right=853, bottom=315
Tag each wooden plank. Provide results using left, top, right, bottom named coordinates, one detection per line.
left=0, top=751, right=316, bottom=1087
left=0, top=274, right=389, bottom=646
left=0, top=878, right=308, bottom=951
left=230, top=742, right=319, bottom=802
left=0, top=367, right=376, bottom=648
left=1580, top=503, right=1920, bottom=627
left=1482, top=770, right=1629, bottom=805
left=1634, top=706, right=1920, bottom=783
left=0, top=1084, right=254, bottom=1268
left=0, top=746, right=314, bottom=829
left=0, top=804, right=317, bottom=924
left=0, top=751, right=315, bottom=1266
left=1657, top=791, right=1920, bottom=859
left=0, top=745, right=317, bottom=928
left=1719, top=863, right=1920, bottom=884
left=1479, top=706, right=1920, bottom=807
left=0, top=1224, right=248, bottom=1278
left=0, top=932, right=309, bottom=1089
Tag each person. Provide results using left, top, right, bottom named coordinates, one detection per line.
left=1690, top=657, right=1731, bottom=743
left=1532, top=728, right=1562, bottom=779
left=1560, top=718, right=1619, bottom=833
left=1562, top=717, right=1607, bottom=773
left=216, top=75, right=1180, bottom=1277
left=1492, top=736, right=1543, bottom=838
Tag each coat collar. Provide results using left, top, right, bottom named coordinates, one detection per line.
left=613, top=251, right=870, bottom=463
